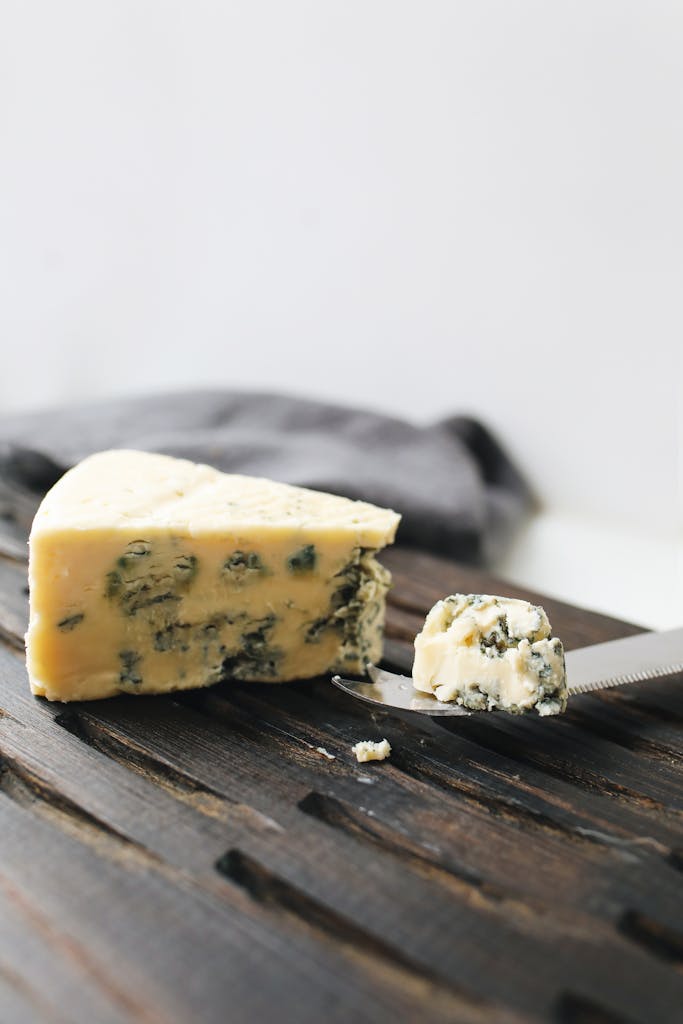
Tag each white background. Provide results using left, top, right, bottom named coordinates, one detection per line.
left=1, top=2, right=681, bottom=625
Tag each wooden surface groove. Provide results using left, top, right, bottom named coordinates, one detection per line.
left=215, top=845, right=487, bottom=1003
left=0, top=528, right=681, bottom=1023
left=553, top=991, right=636, bottom=1024
left=617, top=909, right=683, bottom=967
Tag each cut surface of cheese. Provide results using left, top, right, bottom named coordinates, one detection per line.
left=412, top=594, right=567, bottom=716
left=27, top=450, right=400, bottom=702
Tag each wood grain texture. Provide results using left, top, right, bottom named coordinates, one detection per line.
left=0, top=532, right=681, bottom=1024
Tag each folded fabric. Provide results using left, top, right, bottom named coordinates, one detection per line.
left=0, top=390, right=532, bottom=564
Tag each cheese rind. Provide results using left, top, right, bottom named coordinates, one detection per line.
left=352, top=739, right=391, bottom=762
left=27, top=450, right=400, bottom=702
left=412, top=594, right=567, bottom=716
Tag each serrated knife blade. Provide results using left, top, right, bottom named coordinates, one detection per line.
left=565, top=626, right=683, bottom=695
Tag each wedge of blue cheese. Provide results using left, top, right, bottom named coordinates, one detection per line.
left=412, top=594, right=567, bottom=716
left=26, top=450, right=400, bottom=701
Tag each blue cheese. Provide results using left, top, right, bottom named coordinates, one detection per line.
left=352, top=739, right=392, bottom=762
left=412, top=594, right=567, bottom=716
left=26, top=450, right=400, bottom=701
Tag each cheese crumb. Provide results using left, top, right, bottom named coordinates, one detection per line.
left=315, top=746, right=336, bottom=760
left=352, top=739, right=391, bottom=762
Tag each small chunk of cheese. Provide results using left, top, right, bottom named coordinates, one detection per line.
left=352, top=739, right=392, bottom=762
left=26, top=450, right=400, bottom=701
left=412, top=594, right=567, bottom=716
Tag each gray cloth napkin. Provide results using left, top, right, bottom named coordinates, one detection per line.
left=0, top=390, right=532, bottom=564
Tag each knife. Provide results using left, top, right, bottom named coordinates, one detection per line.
left=331, top=627, right=683, bottom=717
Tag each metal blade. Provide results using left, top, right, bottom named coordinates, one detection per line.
left=331, top=665, right=472, bottom=716
left=565, top=626, right=683, bottom=695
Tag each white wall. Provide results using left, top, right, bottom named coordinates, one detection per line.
left=1, top=2, right=681, bottom=624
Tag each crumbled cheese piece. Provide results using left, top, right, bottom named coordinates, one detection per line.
left=413, top=594, right=568, bottom=716
left=352, top=739, right=391, bottom=762
left=315, top=747, right=336, bottom=760
left=26, top=450, right=399, bottom=701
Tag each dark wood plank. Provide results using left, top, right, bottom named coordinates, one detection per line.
left=0, top=645, right=523, bottom=1021
left=1, top=638, right=682, bottom=1021
left=0, top=539, right=681, bottom=1024
left=0, top=775, right=497, bottom=1024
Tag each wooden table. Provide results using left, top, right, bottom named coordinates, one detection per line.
left=0, top=530, right=681, bottom=1024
